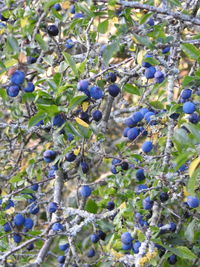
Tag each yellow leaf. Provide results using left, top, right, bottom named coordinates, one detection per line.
left=0, top=29, right=5, bottom=34
left=74, top=147, right=80, bottom=156
left=82, top=101, right=89, bottom=112
left=21, top=18, right=28, bottom=28
left=62, top=1, right=70, bottom=9
left=137, top=49, right=146, bottom=65
left=119, top=202, right=126, bottom=210
left=189, top=158, right=200, bottom=177
left=112, top=17, right=118, bottom=23
left=75, top=117, right=89, bottom=128
left=5, top=207, right=15, bottom=215
left=110, top=249, right=124, bottom=259
left=183, top=186, right=189, bottom=197
left=1, top=191, right=8, bottom=196
left=18, top=52, right=27, bottom=64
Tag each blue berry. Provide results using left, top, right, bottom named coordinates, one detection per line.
left=122, top=242, right=132, bottom=250
left=181, top=89, right=192, bottom=99
left=121, top=232, right=133, bottom=245
left=187, top=196, right=199, bottom=208
left=108, top=84, right=120, bottom=97
left=7, top=85, right=20, bottom=97
left=145, top=66, right=156, bottom=79
left=79, top=185, right=92, bottom=198
left=53, top=3, right=62, bottom=11
left=13, top=233, right=22, bottom=243
left=67, top=133, right=74, bottom=142
left=132, top=111, right=144, bottom=123
left=47, top=25, right=59, bottom=36
left=24, top=82, right=35, bottom=92
left=65, top=39, right=74, bottom=49
left=127, top=127, right=139, bottom=141
left=29, top=203, right=39, bottom=214
left=142, top=54, right=152, bottom=68
left=87, top=248, right=95, bottom=257
left=70, top=5, right=75, bottom=14
left=143, top=196, right=153, bottom=210
left=90, top=234, right=100, bottom=243
left=24, top=218, right=34, bottom=230
left=132, top=240, right=141, bottom=253
left=136, top=169, right=145, bottom=181
left=121, top=161, right=129, bottom=170
left=27, top=56, right=37, bottom=64
left=47, top=202, right=58, bottom=213
left=106, top=201, right=115, bottom=210
left=111, top=165, right=118, bottom=174
left=90, top=86, right=103, bottom=100
left=162, top=46, right=170, bottom=54
left=154, top=71, right=165, bottom=83
left=168, top=254, right=177, bottom=265
left=43, top=150, right=56, bottom=163
left=53, top=114, right=65, bottom=127
left=77, top=80, right=89, bottom=92
left=146, top=18, right=154, bottom=26
left=188, top=113, right=199, bottom=124
left=14, top=214, right=25, bottom=226
left=112, top=158, right=121, bottom=165
left=52, top=223, right=64, bottom=231
left=144, top=111, right=155, bottom=123
left=5, top=199, right=15, bottom=210
left=106, top=72, right=117, bottom=82
left=160, top=192, right=169, bottom=202
left=183, top=101, right=196, bottom=114
left=169, top=222, right=176, bottom=232
left=57, top=256, right=65, bottom=263
left=3, top=222, right=12, bottom=232
left=92, top=110, right=102, bottom=122
left=135, top=184, right=148, bottom=194
left=139, top=107, right=149, bottom=115
left=30, top=184, right=39, bottom=191
left=65, top=152, right=76, bottom=162
left=80, top=161, right=89, bottom=173
left=123, top=127, right=131, bottom=137
left=73, top=13, right=84, bottom=19
left=141, top=141, right=153, bottom=153
left=11, top=70, right=25, bottom=85
left=59, top=243, right=69, bottom=251
left=27, top=243, right=34, bottom=250
left=125, top=117, right=136, bottom=127
left=96, top=229, right=106, bottom=240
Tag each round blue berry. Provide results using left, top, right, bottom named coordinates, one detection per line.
left=14, top=214, right=25, bottom=227
left=87, top=248, right=95, bottom=257
left=65, top=152, right=76, bottom=162
left=29, top=203, right=39, bottom=214
left=80, top=161, right=89, bottom=173
left=136, top=169, right=145, bottom=181
left=7, top=85, right=20, bottom=97
left=183, top=101, right=196, bottom=114
left=11, top=70, right=25, bottom=85
left=181, top=89, right=192, bottom=99
left=108, top=84, right=120, bottom=97
left=132, top=111, right=144, bottom=123
left=127, top=127, right=139, bottom=141
left=43, top=150, right=56, bottom=163
left=141, top=141, right=153, bottom=153
left=162, top=46, right=170, bottom=54
left=59, top=243, right=69, bottom=251
left=121, top=232, right=133, bottom=245
left=4, top=222, right=12, bottom=232
left=143, top=196, right=153, bottom=210
left=24, top=82, right=35, bottom=92
left=133, top=241, right=141, bottom=253
left=24, top=218, right=34, bottom=230
left=77, top=80, right=89, bottom=92
left=106, top=201, right=115, bottom=211
left=90, top=86, right=103, bottom=100
left=79, top=185, right=92, bottom=198
left=90, top=234, right=99, bottom=243
left=52, top=223, right=64, bottom=231
left=47, top=202, right=58, bottom=213
left=146, top=18, right=154, bottom=26
left=142, top=54, right=152, bottom=68
left=13, top=233, right=22, bottom=243
left=92, top=110, right=102, bottom=122
left=125, top=117, right=136, bottom=127
left=188, top=113, right=199, bottom=124
left=187, top=196, right=199, bottom=208
left=145, top=66, right=156, bottom=79
left=53, top=3, right=62, bottom=11
left=154, top=71, right=165, bottom=83
left=57, top=256, right=65, bottom=263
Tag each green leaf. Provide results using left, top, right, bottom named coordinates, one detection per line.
left=63, top=52, right=78, bottom=76
left=185, top=220, right=195, bottom=243
left=97, top=19, right=109, bottom=34
left=187, top=167, right=200, bottom=195
left=52, top=7, right=63, bottom=20
left=140, top=13, right=153, bottom=25
left=9, top=175, right=23, bottom=183
left=7, top=36, right=19, bottom=53
left=68, top=95, right=88, bottom=110
left=103, top=41, right=120, bottom=65
left=37, top=104, right=59, bottom=115
left=35, top=34, right=48, bottom=52
left=182, top=76, right=200, bottom=87
left=123, top=83, right=140, bottom=95
left=150, top=101, right=164, bottom=110
left=44, top=0, right=60, bottom=11
left=132, top=33, right=153, bottom=49
left=85, top=199, right=98, bottom=214
left=53, top=73, right=62, bottom=86
left=28, top=111, right=47, bottom=128
left=181, top=43, right=200, bottom=61
left=143, top=57, right=160, bottom=66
